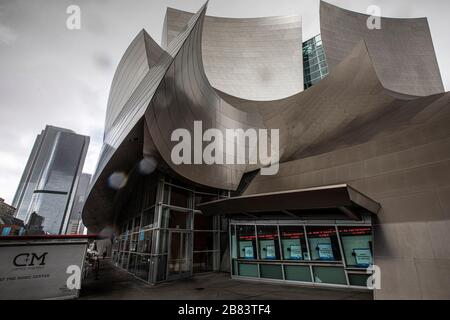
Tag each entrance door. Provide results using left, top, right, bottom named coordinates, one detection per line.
left=167, top=230, right=192, bottom=280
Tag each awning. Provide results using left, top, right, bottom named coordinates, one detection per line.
left=196, top=184, right=380, bottom=221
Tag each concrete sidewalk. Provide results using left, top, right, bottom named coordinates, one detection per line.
left=79, top=260, right=372, bottom=300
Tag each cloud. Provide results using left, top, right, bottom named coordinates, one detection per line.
left=0, top=24, right=17, bottom=45
left=93, top=52, right=114, bottom=71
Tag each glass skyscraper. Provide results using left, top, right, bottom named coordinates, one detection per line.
left=12, top=125, right=89, bottom=234
left=66, top=173, right=92, bottom=234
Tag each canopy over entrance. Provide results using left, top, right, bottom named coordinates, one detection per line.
left=197, top=184, right=380, bottom=221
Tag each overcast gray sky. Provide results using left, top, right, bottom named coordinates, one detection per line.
left=0, top=0, right=449, bottom=204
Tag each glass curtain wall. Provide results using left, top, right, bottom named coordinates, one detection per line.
left=112, top=171, right=227, bottom=284
left=303, top=34, right=329, bottom=89
left=230, top=222, right=373, bottom=289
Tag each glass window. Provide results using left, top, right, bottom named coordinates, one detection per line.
left=194, top=231, right=215, bottom=251
left=194, top=213, right=214, bottom=230
left=121, top=253, right=129, bottom=269
left=168, top=210, right=189, bottom=229
left=135, top=255, right=150, bottom=281
left=280, top=226, right=309, bottom=260
left=306, top=226, right=342, bottom=261
left=130, top=233, right=138, bottom=252
left=313, top=266, right=347, bottom=285
left=260, top=264, right=283, bottom=280
left=133, top=216, right=141, bottom=232
left=257, top=225, right=280, bottom=260
left=238, top=263, right=258, bottom=277
left=128, top=253, right=138, bottom=273
left=348, top=273, right=370, bottom=287
left=236, top=225, right=257, bottom=259
left=141, top=208, right=155, bottom=229
left=123, top=231, right=130, bottom=252
left=170, top=186, right=190, bottom=208
left=137, top=230, right=152, bottom=254
left=284, top=265, right=312, bottom=282
left=193, top=252, right=214, bottom=273
left=338, top=226, right=373, bottom=268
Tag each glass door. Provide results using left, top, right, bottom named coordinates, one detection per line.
left=167, top=230, right=192, bottom=280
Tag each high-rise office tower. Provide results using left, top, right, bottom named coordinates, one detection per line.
left=66, top=173, right=91, bottom=235
left=13, top=125, right=89, bottom=234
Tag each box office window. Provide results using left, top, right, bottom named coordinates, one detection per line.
left=338, top=226, right=373, bottom=268
left=257, top=225, right=281, bottom=260
left=236, top=225, right=257, bottom=259
left=280, top=226, right=309, bottom=260
left=306, top=226, right=341, bottom=261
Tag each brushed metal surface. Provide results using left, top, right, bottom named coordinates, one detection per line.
left=320, top=1, right=445, bottom=97
left=163, top=7, right=303, bottom=101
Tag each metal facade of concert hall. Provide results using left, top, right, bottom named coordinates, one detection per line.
left=83, top=1, right=450, bottom=299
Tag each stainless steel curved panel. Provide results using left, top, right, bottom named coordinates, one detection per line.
left=163, top=7, right=303, bottom=101
left=320, top=1, right=444, bottom=97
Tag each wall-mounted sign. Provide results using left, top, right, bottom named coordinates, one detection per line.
left=0, top=237, right=89, bottom=300
left=353, top=248, right=372, bottom=267
left=244, top=246, right=254, bottom=259
left=265, top=245, right=276, bottom=259
left=290, top=245, right=302, bottom=259
left=317, top=243, right=334, bottom=260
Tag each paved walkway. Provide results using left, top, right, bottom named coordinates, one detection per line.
left=79, top=260, right=372, bottom=300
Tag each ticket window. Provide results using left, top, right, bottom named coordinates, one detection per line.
left=236, top=225, right=257, bottom=259
left=338, top=226, right=373, bottom=268
left=306, top=226, right=342, bottom=261
left=257, top=226, right=280, bottom=260
left=279, top=226, right=309, bottom=260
